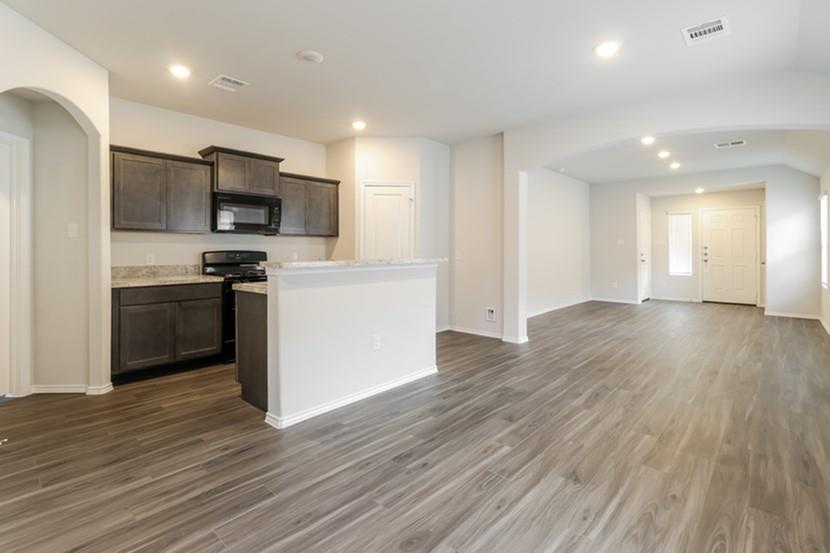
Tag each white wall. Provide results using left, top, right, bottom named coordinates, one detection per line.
left=766, top=169, right=821, bottom=318
left=591, top=165, right=819, bottom=317
left=451, top=134, right=503, bottom=338
left=32, top=102, right=90, bottom=386
left=109, top=97, right=330, bottom=266
left=0, top=93, right=33, bottom=139
left=822, top=166, right=830, bottom=333
left=1, top=3, right=111, bottom=391
left=326, top=137, right=357, bottom=260
left=266, top=263, right=437, bottom=428
left=527, top=168, right=591, bottom=317
left=650, top=189, right=766, bottom=304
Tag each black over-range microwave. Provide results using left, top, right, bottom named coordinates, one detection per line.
left=213, top=193, right=282, bottom=235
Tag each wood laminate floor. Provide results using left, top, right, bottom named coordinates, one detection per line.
left=2, top=300, right=830, bottom=552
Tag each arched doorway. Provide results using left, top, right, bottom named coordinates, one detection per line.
left=0, top=86, right=110, bottom=396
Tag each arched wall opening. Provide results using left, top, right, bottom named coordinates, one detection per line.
left=502, top=70, right=830, bottom=342
left=0, top=86, right=110, bottom=395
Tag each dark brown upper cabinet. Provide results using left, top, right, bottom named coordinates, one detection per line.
left=112, top=151, right=166, bottom=231
left=198, top=146, right=282, bottom=197
left=111, top=146, right=212, bottom=234
left=279, top=172, right=340, bottom=237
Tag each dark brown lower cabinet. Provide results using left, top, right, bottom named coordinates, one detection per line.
left=235, top=291, right=268, bottom=410
left=112, top=284, right=223, bottom=375
left=176, top=298, right=222, bottom=360
left=119, top=303, right=176, bottom=372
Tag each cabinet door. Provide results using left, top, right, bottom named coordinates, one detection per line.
left=176, top=298, right=222, bottom=360
left=166, top=161, right=211, bottom=233
left=119, top=303, right=176, bottom=372
left=306, top=181, right=339, bottom=236
left=279, top=177, right=307, bottom=235
left=112, top=152, right=166, bottom=231
left=215, top=152, right=249, bottom=193
left=249, top=158, right=280, bottom=197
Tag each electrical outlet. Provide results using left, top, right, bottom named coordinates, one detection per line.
left=291, top=252, right=299, bottom=261
left=485, top=307, right=496, bottom=322
left=66, top=223, right=79, bottom=238
left=145, top=254, right=155, bottom=265
left=371, top=334, right=382, bottom=351
left=612, top=281, right=619, bottom=289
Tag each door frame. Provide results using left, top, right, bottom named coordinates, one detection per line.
left=698, top=205, right=761, bottom=306
left=0, top=131, right=33, bottom=397
left=359, top=180, right=416, bottom=260
left=636, top=193, right=652, bottom=303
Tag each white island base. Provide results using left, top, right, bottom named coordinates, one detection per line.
left=261, top=259, right=441, bottom=429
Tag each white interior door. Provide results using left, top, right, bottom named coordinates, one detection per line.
left=637, top=194, right=652, bottom=301
left=702, top=207, right=758, bottom=305
left=0, top=141, right=12, bottom=396
left=362, top=183, right=415, bottom=259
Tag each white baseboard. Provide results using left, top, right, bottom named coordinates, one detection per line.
left=28, top=383, right=114, bottom=395
left=436, top=325, right=451, bottom=333
left=764, top=310, right=821, bottom=320
left=591, top=297, right=640, bottom=305
left=447, top=326, right=502, bottom=339
left=265, top=366, right=438, bottom=430
left=502, top=335, right=529, bottom=344
left=86, top=383, right=114, bottom=395
left=30, top=384, right=89, bottom=394
left=527, top=298, right=591, bottom=319
left=650, top=296, right=701, bottom=303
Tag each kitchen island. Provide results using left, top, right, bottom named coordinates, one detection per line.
left=234, top=259, right=441, bottom=429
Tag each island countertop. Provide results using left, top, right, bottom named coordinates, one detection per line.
left=232, top=282, right=267, bottom=295
left=260, top=258, right=445, bottom=272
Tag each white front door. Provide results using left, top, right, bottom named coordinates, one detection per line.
left=637, top=194, right=652, bottom=302
left=702, top=207, right=758, bottom=305
left=362, top=183, right=415, bottom=259
left=0, top=141, right=12, bottom=396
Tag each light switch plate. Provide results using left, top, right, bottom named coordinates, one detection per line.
left=66, top=223, right=79, bottom=238
left=145, top=254, right=155, bottom=265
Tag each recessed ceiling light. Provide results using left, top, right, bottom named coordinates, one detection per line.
left=641, top=136, right=656, bottom=146
left=670, top=162, right=682, bottom=170
left=658, top=150, right=671, bottom=159
left=558, top=168, right=566, bottom=173
left=352, top=120, right=367, bottom=131
left=593, top=41, right=621, bottom=59
left=695, top=187, right=704, bottom=194
left=297, top=50, right=325, bottom=63
left=169, top=65, right=191, bottom=79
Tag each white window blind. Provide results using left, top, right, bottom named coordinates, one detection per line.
left=821, top=194, right=828, bottom=288
left=668, top=213, right=693, bottom=276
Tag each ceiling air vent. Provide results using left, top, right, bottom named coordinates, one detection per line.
left=682, top=17, right=730, bottom=46
left=714, top=139, right=746, bottom=150
left=209, top=74, right=249, bottom=92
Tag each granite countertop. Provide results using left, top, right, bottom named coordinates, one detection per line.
left=232, top=282, right=267, bottom=295
left=260, top=258, right=446, bottom=270
left=111, top=264, right=224, bottom=289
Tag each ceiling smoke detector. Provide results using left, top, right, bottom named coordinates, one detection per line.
left=714, top=139, right=746, bottom=149
left=209, top=74, right=249, bottom=92
left=296, top=50, right=325, bottom=63
left=682, top=17, right=731, bottom=46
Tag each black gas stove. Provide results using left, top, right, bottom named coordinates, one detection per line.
left=202, top=250, right=267, bottom=362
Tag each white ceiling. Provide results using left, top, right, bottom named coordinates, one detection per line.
left=2, top=0, right=826, bottom=144
left=552, top=129, right=830, bottom=183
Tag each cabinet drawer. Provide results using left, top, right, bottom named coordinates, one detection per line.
left=119, top=283, right=222, bottom=306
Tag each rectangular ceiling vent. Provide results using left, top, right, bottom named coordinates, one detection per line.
left=682, top=17, right=730, bottom=46
left=209, top=74, right=249, bottom=92
left=714, top=139, right=746, bottom=150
